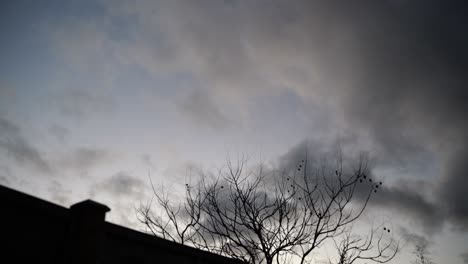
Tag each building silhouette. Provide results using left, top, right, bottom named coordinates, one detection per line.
left=0, top=184, right=243, bottom=264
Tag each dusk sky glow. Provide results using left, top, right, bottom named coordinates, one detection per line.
left=1, top=1, right=468, bottom=263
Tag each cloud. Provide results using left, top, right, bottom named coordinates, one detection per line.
left=368, top=180, right=442, bottom=233
left=0, top=118, right=115, bottom=178
left=399, top=226, right=431, bottom=248
left=57, top=147, right=115, bottom=173
left=0, top=118, right=53, bottom=174
left=0, top=167, right=11, bottom=185
left=461, top=249, right=468, bottom=264
left=90, top=171, right=145, bottom=199
left=47, top=180, right=70, bottom=205
left=438, top=147, right=468, bottom=230
left=178, top=89, right=231, bottom=129
left=141, top=153, right=155, bottom=169
left=315, top=1, right=468, bottom=230
left=48, top=124, right=69, bottom=143
left=133, top=1, right=468, bottom=231
left=54, top=89, right=114, bottom=120
left=47, top=0, right=468, bottom=231
left=0, top=165, right=12, bottom=185
left=87, top=171, right=147, bottom=227
left=276, top=141, right=442, bottom=233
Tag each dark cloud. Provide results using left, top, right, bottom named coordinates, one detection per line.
left=276, top=141, right=442, bottom=233
left=10, top=0, right=465, bottom=236
left=320, top=1, right=468, bottom=230
left=58, top=147, right=114, bottom=173
left=0, top=118, right=53, bottom=174
left=178, top=89, right=231, bottom=130
left=0, top=118, right=114, bottom=177
left=461, top=249, right=468, bottom=264
left=399, top=226, right=431, bottom=249
left=438, top=147, right=468, bottom=230
left=368, top=181, right=442, bottom=233
left=90, top=171, right=145, bottom=199
left=142, top=1, right=468, bottom=231
left=88, top=171, right=147, bottom=227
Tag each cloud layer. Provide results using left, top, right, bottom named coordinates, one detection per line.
left=2, top=2, right=467, bottom=255
left=126, top=0, right=468, bottom=231
left=0, top=118, right=53, bottom=174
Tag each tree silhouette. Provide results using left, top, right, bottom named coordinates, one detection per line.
left=138, top=154, right=399, bottom=264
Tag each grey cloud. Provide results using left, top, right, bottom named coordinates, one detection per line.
left=275, top=139, right=344, bottom=171
left=48, top=124, right=69, bottom=143
left=461, top=250, right=468, bottom=264
left=48, top=180, right=70, bottom=205
left=55, top=89, right=114, bottom=120
left=90, top=171, right=145, bottom=199
left=399, top=227, right=430, bottom=248
left=64, top=1, right=468, bottom=231
left=178, top=89, right=230, bottom=130
left=58, top=147, right=114, bottom=172
left=0, top=119, right=113, bottom=177
left=368, top=181, right=442, bottom=233
left=319, top=1, right=468, bottom=229
left=0, top=166, right=11, bottom=185
left=147, top=1, right=468, bottom=231
left=0, top=175, right=8, bottom=185
left=0, top=118, right=53, bottom=174
left=141, top=153, right=156, bottom=169
left=439, top=147, right=468, bottom=230
left=277, top=141, right=443, bottom=233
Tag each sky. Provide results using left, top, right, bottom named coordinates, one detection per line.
left=1, top=0, right=468, bottom=263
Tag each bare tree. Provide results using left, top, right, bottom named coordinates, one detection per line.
left=137, top=154, right=399, bottom=264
